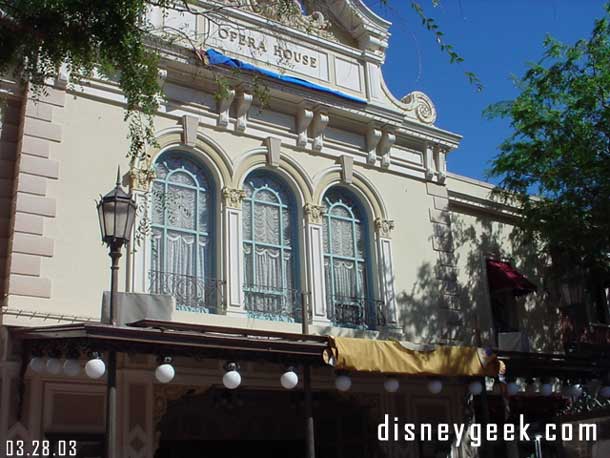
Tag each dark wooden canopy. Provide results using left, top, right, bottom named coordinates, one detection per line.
left=13, top=319, right=330, bottom=365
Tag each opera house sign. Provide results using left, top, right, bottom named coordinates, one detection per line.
left=206, top=21, right=330, bottom=82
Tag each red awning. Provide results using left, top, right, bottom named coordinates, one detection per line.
left=486, top=259, right=537, bottom=297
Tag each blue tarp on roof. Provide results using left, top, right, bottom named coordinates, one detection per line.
left=205, top=48, right=367, bottom=104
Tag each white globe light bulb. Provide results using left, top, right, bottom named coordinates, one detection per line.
left=85, top=358, right=106, bottom=379
left=46, top=358, right=62, bottom=375
left=155, top=363, right=176, bottom=384
left=280, top=370, right=299, bottom=390
left=540, top=383, right=553, bottom=396
left=29, top=357, right=45, bottom=373
left=468, top=381, right=483, bottom=395
left=384, top=378, right=400, bottom=393
left=223, top=370, right=241, bottom=390
left=428, top=380, right=443, bottom=394
left=335, top=375, right=352, bottom=392
left=63, top=359, right=81, bottom=377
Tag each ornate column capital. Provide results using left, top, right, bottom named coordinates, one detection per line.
left=129, top=167, right=156, bottom=192
left=375, top=218, right=395, bottom=238
left=304, top=203, right=325, bottom=225
left=222, top=187, right=246, bottom=209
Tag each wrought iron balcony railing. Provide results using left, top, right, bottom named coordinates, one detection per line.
left=243, top=284, right=301, bottom=322
left=327, top=295, right=386, bottom=329
left=149, top=270, right=224, bottom=314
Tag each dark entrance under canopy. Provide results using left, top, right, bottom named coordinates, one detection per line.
left=155, top=387, right=386, bottom=458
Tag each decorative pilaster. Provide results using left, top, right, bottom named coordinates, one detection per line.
left=5, top=82, right=64, bottom=303
left=222, top=187, right=246, bottom=314
left=310, top=110, right=329, bottom=152
left=304, top=203, right=330, bottom=326
left=234, top=91, right=253, bottom=132
left=366, top=127, right=381, bottom=165
left=296, top=106, right=313, bottom=148
left=217, top=88, right=235, bottom=129
left=375, top=219, right=398, bottom=328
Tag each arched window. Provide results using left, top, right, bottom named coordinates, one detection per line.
left=242, top=170, right=299, bottom=320
left=149, top=151, right=217, bottom=312
left=323, top=187, right=373, bottom=328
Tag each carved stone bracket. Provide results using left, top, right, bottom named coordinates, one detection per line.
left=375, top=218, right=395, bottom=238
left=296, top=106, right=314, bottom=148
left=222, top=187, right=246, bottom=209
left=424, top=142, right=436, bottom=181
left=366, top=127, right=381, bottom=165
left=235, top=91, right=253, bottom=132
left=379, top=130, right=395, bottom=169
left=304, top=203, right=325, bottom=225
left=311, top=110, right=329, bottom=152
left=217, top=88, right=236, bottom=128
left=434, top=144, right=449, bottom=183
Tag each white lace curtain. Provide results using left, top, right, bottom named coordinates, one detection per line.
left=150, top=153, right=212, bottom=297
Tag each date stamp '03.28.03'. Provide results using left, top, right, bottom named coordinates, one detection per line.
left=4, top=440, right=78, bottom=457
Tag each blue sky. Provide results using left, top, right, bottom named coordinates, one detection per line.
left=368, top=0, right=607, bottom=183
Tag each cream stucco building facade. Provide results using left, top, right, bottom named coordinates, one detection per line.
left=0, top=1, right=585, bottom=457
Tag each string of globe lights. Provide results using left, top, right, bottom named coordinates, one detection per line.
left=28, top=354, right=300, bottom=390
left=28, top=353, right=610, bottom=399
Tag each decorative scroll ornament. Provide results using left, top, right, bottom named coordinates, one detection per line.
left=375, top=218, right=395, bottom=238
left=222, top=187, right=247, bottom=209
left=244, top=0, right=337, bottom=41
left=304, top=203, right=325, bottom=224
left=401, top=91, right=437, bottom=125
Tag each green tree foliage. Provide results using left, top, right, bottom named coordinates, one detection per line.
left=0, top=0, right=474, bottom=164
left=486, top=5, right=610, bottom=281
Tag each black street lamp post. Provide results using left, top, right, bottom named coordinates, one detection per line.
left=96, top=169, right=137, bottom=458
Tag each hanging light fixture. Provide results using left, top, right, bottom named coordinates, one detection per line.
left=29, top=356, right=46, bottom=374
left=335, top=373, right=352, bottom=392
left=427, top=379, right=443, bottom=394
left=384, top=377, right=400, bottom=393
left=468, top=380, right=483, bottom=395
left=85, top=353, right=106, bottom=379
left=155, top=357, right=175, bottom=384
left=46, top=357, right=62, bottom=375
left=63, top=359, right=81, bottom=377
left=222, top=362, right=241, bottom=390
left=280, top=367, right=299, bottom=390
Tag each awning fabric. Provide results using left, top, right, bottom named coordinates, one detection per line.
left=202, top=48, right=367, bottom=104
left=324, top=336, right=501, bottom=377
left=486, top=259, right=537, bottom=297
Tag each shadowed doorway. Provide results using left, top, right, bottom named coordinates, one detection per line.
left=155, top=387, right=385, bottom=458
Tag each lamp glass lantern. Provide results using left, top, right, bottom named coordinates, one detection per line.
left=96, top=171, right=137, bottom=248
